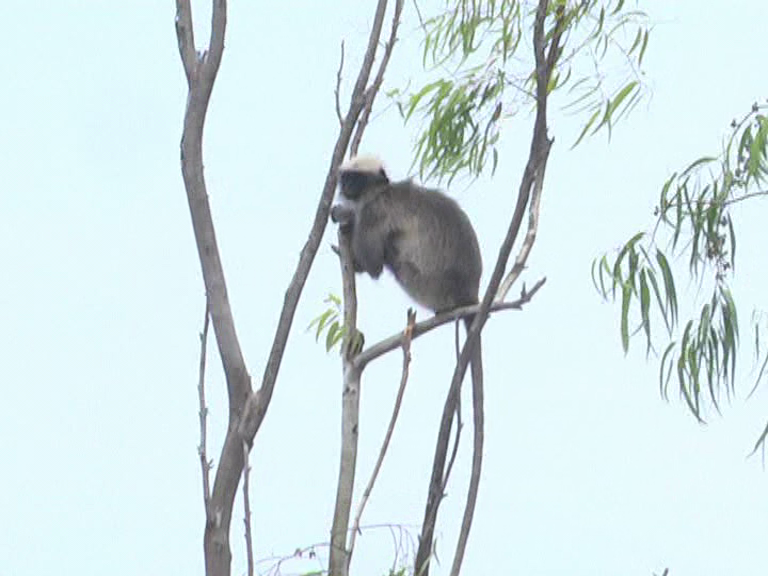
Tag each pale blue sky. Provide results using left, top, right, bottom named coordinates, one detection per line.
left=0, top=2, right=766, bottom=575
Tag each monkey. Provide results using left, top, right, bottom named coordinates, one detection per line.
left=330, top=155, right=483, bottom=316
left=331, top=155, right=485, bottom=575
left=331, top=155, right=487, bottom=576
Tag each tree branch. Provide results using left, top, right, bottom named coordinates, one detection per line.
left=174, top=0, right=196, bottom=82
left=175, top=1, right=253, bottom=574
left=348, top=310, right=416, bottom=558
left=350, top=0, right=405, bottom=155
left=354, top=283, right=545, bottom=370
left=197, top=301, right=212, bottom=506
left=237, top=0, right=390, bottom=445
left=335, top=41, right=345, bottom=127
left=242, top=441, right=254, bottom=576
left=497, top=145, right=547, bottom=300
left=415, top=1, right=564, bottom=574
left=325, top=3, right=395, bottom=574
left=329, top=226, right=362, bottom=576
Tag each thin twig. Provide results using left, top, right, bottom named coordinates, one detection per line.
left=441, top=395, right=462, bottom=490
left=715, top=189, right=767, bottom=208
left=238, top=0, right=390, bottom=445
left=348, top=310, right=416, bottom=557
left=174, top=0, right=196, bottom=82
left=335, top=41, right=345, bottom=127
left=197, top=300, right=212, bottom=505
left=242, top=441, right=254, bottom=576
left=497, top=142, right=547, bottom=300
left=350, top=0, right=405, bottom=155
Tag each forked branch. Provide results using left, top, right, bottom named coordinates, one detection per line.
left=325, top=1, right=405, bottom=575
left=414, top=2, right=564, bottom=575
left=348, top=310, right=416, bottom=558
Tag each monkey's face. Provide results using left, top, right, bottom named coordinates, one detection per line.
left=338, top=168, right=388, bottom=202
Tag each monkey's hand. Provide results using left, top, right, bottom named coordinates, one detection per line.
left=331, top=204, right=354, bottom=231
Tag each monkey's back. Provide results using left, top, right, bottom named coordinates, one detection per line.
left=369, top=180, right=482, bottom=313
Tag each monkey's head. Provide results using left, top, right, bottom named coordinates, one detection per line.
left=338, top=155, right=389, bottom=201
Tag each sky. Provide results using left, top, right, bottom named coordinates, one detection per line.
left=0, top=1, right=766, bottom=576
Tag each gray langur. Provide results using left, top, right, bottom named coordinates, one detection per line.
left=330, top=155, right=483, bottom=316
left=332, top=155, right=484, bottom=576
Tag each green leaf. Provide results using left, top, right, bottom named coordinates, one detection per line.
left=659, top=341, right=677, bottom=399
left=655, top=250, right=678, bottom=326
left=639, top=269, right=651, bottom=354
left=620, top=282, right=631, bottom=353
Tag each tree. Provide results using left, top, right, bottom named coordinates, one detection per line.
left=594, top=101, right=768, bottom=453
left=174, top=1, right=649, bottom=575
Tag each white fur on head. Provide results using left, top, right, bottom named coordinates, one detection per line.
left=340, top=154, right=386, bottom=175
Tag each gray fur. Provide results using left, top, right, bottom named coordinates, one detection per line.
left=333, top=163, right=482, bottom=314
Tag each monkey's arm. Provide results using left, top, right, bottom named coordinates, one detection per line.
left=352, top=209, right=390, bottom=278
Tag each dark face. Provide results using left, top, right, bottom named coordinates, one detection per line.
left=339, top=168, right=388, bottom=200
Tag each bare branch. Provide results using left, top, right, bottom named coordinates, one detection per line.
left=335, top=41, right=345, bottom=127
left=323, top=2, right=402, bottom=575
left=497, top=147, right=546, bottom=300
left=242, top=441, right=254, bottom=576
left=350, top=0, right=405, bottom=155
left=348, top=310, right=416, bottom=558
left=174, top=0, right=196, bottom=81
left=239, top=0, right=390, bottom=445
left=354, top=280, right=546, bottom=369
left=175, top=0, right=255, bottom=573
left=329, top=221, right=362, bottom=576
left=197, top=300, right=212, bottom=506
left=205, top=0, right=227, bottom=86
left=441, top=402, right=462, bottom=492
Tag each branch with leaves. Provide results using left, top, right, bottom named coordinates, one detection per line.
left=413, top=3, right=563, bottom=574
left=594, top=100, right=768, bottom=453
left=399, top=0, right=649, bottom=184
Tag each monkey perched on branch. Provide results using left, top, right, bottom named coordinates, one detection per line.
left=331, top=155, right=483, bottom=316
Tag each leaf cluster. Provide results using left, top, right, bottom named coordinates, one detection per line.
left=307, top=294, right=346, bottom=353
left=398, top=0, right=649, bottom=183
left=594, top=101, right=768, bottom=451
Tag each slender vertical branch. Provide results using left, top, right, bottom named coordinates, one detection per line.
left=350, top=0, right=405, bottom=155
left=496, top=154, right=546, bottom=300
left=329, top=225, right=362, bottom=576
left=327, top=1, right=405, bottom=574
left=242, top=441, right=254, bottom=576
left=415, top=1, right=564, bottom=574
left=237, top=0, right=391, bottom=444
left=348, top=310, right=416, bottom=558
left=335, top=41, right=346, bottom=127
left=198, top=301, right=212, bottom=505
left=175, top=0, right=253, bottom=574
